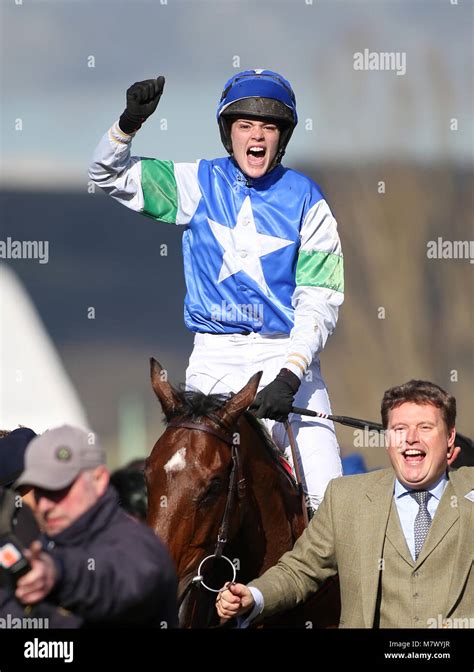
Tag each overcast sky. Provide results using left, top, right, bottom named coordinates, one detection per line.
left=1, top=0, right=472, bottom=188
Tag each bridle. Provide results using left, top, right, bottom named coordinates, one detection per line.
left=167, top=417, right=246, bottom=619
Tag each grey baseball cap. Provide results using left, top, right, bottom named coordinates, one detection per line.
left=15, top=425, right=105, bottom=491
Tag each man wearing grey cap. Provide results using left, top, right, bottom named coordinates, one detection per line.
left=14, top=425, right=178, bottom=627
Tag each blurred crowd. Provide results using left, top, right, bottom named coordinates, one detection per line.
left=0, top=425, right=178, bottom=628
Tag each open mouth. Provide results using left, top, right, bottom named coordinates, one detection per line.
left=246, top=146, right=266, bottom=166
left=400, top=448, right=426, bottom=463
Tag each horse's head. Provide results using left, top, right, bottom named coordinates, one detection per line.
left=146, top=358, right=262, bottom=625
left=145, top=359, right=333, bottom=628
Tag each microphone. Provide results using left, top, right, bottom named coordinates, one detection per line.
left=0, top=534, right=31, bottom=583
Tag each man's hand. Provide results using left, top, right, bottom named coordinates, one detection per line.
left=15, top=541, right=57, bottom=604
left=119, top=76, right=165, bottom=134
left=250, top=368, right=301, bottom=422
left=216, top=582, right=255, bottom=621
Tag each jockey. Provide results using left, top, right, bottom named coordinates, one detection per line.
left=89, top=69, right=344, bottom=512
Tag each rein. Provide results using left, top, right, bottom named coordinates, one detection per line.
left=284, top=420, right=309, bottom=528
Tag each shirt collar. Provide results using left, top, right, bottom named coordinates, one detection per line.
left=394, top=472, right=448, bottom=501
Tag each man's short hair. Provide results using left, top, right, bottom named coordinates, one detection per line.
left=381, top=380, right=456, bottom=430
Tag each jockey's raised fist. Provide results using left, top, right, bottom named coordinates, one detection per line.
left=119, top=76, right=165, bottom=134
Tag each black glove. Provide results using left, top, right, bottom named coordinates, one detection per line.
left=118, top=76, right=165, bottom=134
left=250, top=368, right=301, bottom=422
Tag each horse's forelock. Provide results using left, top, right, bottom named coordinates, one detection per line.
left=166, top=388, right=231, bottom=422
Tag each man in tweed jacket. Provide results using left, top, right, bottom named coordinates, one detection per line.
left=216, top=379, right=473, bottom=628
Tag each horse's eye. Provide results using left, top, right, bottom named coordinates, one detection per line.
left=199, top=478, right=223, bottom=505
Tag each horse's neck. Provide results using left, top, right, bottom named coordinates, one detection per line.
left=237, top=416, right=304, bottom=575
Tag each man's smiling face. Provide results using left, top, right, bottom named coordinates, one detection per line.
left=386, top=402, right=456, bottom=489
left=230, top=118, right=280, bottom=179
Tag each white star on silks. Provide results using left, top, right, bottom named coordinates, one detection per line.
left=207, top=196, right=294, bottom=294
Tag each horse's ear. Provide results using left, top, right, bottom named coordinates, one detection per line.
left=150, top=358, right=181, bottom=419
left=217, top=371, right=263, bottom=426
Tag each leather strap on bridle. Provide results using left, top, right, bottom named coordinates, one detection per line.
left=215, top=445, right=238, bottom=558
left=167, top=419, right=234, bottom=446
left=284, top=420, right=309, bottom=528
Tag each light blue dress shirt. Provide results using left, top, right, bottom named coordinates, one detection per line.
left=393, top=473, right=448, bottom=560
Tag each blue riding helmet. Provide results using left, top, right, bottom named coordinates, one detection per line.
left=217, top=69, right=298, bottom=163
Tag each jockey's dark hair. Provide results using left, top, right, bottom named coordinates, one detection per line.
left=381, top=380, right=456, bottom=430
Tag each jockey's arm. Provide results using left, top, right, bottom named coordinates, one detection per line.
left=284, top=199, right=344, bottom=380
left=88, top=123, right=201, bottom=226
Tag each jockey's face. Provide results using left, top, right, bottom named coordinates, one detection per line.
left=230, top=118, right=280, bottom=179
left=385, top=402, right=456, bottom=490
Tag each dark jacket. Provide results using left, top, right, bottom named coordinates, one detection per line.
left=0, top=587, right=83, bottom=628
left=45, top=487, right=178, bottom=627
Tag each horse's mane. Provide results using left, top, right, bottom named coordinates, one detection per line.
left=167, top=388, right=282, bottom=464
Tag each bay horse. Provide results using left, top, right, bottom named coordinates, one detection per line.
left=146, top=358, right=340, bottom=628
